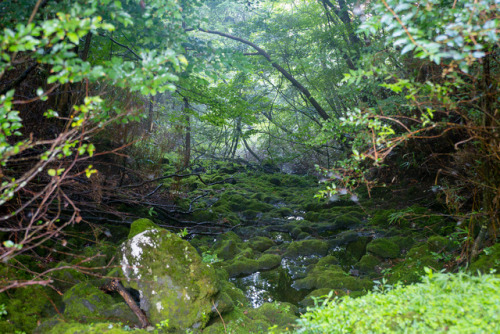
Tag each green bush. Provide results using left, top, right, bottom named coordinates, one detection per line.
left=297, top=271, right=500, bottom=333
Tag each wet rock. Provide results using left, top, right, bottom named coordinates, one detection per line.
left=119, top=228, right=219, bottom=330
left=366, top=238, right=400, bottom=258
left=284, top=240, right=328, bottom=258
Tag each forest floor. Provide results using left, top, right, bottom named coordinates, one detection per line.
left=1, top=163, right=499, bottom=333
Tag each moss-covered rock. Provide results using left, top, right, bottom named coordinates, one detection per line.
left=248, top=236, right=275, bottom=252
left=284, top=240, right=328, bottom=258
left=218, top=280, right=248, bottom=308
left=214, top=239, right=244, bottom=261
left=356, top=254, right=382, bottom=273
left=469, top=243, right=500, bottom=274
left=346, top=237, right=370, bottom=261
left=62, top=283, right=137, bottom=325
left=119, top=228, right=219, bottom=330
left=127, top=218, right=159, bottom=239
left=366, top=238, right=401, bottom=258
left=293, top=265, right=373, bottom=292
left=257, top=254, right=282, bottom=270
left=223, top=254, right=281, bottom=277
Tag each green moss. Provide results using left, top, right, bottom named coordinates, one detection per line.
left=127, top=218, right=159, bottom=239
left=356, top=254, right=382, bottom=273
left=366, top=238, right=401, bottom=258
left=214, top=239, right=244, bottom=261
left=369, top=209, right=395, bottom=226
left=305, top=211, right=321, bottom=222
left=346, top=237, right=370, bottom=261
left=223, top=253, right=281, bottom=277
left=334, top=213, right=362, bottom=228
left=248, top=236, right=275, bottom=252
left=427, top=235, right=457, bottom=252
left=469, top=243, right=500, bottom=274
left=45, top=321, right=149, bottom=334
left=0, top=285, right=61, bottom=333
left=63, top=283, right=137, bottom=325
left=218, top=280, right=248, bottom=307
left=257, top=254, right=282, bottom=270
left=284, top=239, right=328, bottom=258
left=241, top=209, right=259, bottom=220
left=293, top=265, right=373, bottom=292
left=315, top=255, right=340, bottom=267
left=223, top=257, right=260, bottom=277
left=192, top=209, right=217, bottom=221
left=277, top=207, right=293, bottom=217
left=388, top=243, right=442, bottom=284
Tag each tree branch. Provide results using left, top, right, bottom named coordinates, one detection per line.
left=195, top=28, right=331, bottom=121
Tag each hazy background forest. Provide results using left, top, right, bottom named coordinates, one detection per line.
left=0, top=0, right=499, bottom=333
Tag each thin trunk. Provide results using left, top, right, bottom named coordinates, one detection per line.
left=243, top=135, right=261, bottom=162
left=183, top=97, right=191, bottom=168
left=147, top=95, right=155, bottom=133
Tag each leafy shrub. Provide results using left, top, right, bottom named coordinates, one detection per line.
left=297, top=271, right=500, bottom=333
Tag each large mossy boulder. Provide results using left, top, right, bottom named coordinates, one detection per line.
left=62, top=283, right=137, bottom=325
left=284, top=239, right=328, bottom=258
left=119, top=228, right=219, bottom=330
left=366, top=238, right=400, bottom=258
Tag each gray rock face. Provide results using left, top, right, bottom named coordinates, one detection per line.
left=119, top=228, right=219, bottom=330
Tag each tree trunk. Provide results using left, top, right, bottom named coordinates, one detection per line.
left=183, top=97, right=191, bottom=168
